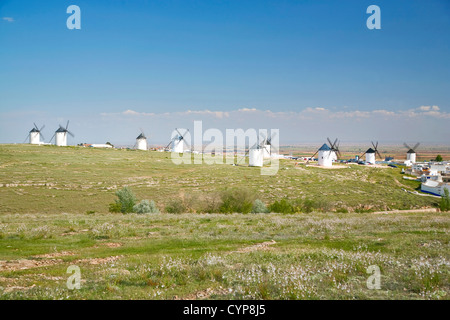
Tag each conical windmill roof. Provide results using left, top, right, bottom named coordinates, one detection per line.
left=318, top=143, right=331, bottom=151
left=56, top=127, right=67, bottom=133
left=30, top=128, right=39, bottom=133
left=407, top=149, right=416, bottom=154
left=366, top=148, right=375, bottom=153
left=136, top=133, right=146, bottom=139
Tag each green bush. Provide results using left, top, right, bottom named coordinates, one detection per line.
left=269, top=198, right=294, bottom=214
left=165, top=199, right=186, bottom=214
left=440, top=188, right=450, bottom=212
left=219, top=188, right=255, bottom=214
left=133, top=200, right=160, bottom=214
left=110, top=187, right=137, bottom=214
left=435, top=155, right=443, bottom=162
left=252, top=199, right=269, bottom=213
left=109, top=202, right=122, bottom=213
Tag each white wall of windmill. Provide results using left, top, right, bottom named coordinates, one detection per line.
left=365, top=153, right=376, bottom=164
left=136, top=138, right=147, bottom=150
left=407, top=152, right=416, bottom=163
left=263, top=144, right=271, bottom=159
left=318, top=150, right=333, bottom=167
left=55, top=132, right=67, bottom=146
left=30, top=132, right=40, bottom=145
left=249, top=148, right=264, bottom=167
left=172, top=139, right=184, bottom=153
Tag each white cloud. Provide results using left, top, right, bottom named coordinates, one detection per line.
left=2, top=17, right=14, bottom=22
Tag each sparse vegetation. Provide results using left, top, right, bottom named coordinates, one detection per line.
left=219, top=188, right=255, bottom=214
left=435, top=155, right=443, bottom=162
left=440, top=188, right=450, bottom=212
left=133, top=200, right=160, bottom=214
left=110, top=187, right=137, bottom=214
left=252, top=199, right=269, bottom=213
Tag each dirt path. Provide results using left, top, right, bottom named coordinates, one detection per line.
left=372, top=208, right=439, bottom=215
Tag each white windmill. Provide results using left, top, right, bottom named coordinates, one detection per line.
left=134, top=129, right=148, bottom=151
left=404, top=142, right=420, bottom=164
left=25, top=123, right=45, bottom=145
left=165, top=128, right=189, bottom=153
left=307, top=138, right=341, bottom=167
left=49, top=121, right=74, bottom=146
left=359, top=141, right=382, bottom=165
left=249, top=144, right=264, bottom=167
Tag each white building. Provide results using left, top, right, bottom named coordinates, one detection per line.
left=135, top=133, right=147, bottom=150
left=249, top=145, right=264, bottom=167
left=55, top=128, right=68, bottom=146
left=421, top=180, right=450, bottom=197
left=29, top=128, right=41, bottom=145
left=365, top=148, right=376, bottom=164
left=318, top=143, right=333, bottom=167
left=406, top=149, right=416, bottom=164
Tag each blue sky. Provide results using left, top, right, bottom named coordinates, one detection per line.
left=1, top=0, right=449, bottom=145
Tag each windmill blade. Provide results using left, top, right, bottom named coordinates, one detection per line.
left=306, top=148, right=320, bottom=164
left=67, top=130, right=75, bottom=138
left=40, top=132, right=45, bottom=141
left=23, top=133, right=30, bottom=143
left=371, top=141, right=376, bottom=150
left=359, top=151, right=367, bottom=161
left=176, top=128, right=189, bottom=140
left=413, top=142, right=420, bottom=151
left=34, top=123, right=39, bottom=131
left=66, top=120, right=70, bottom=130
left=403, top=142, right=411, bottom=150
left=49, top=133, right=56, bottom=143
left=140, top=128, right=146, bottom=137
left=327, top=137, right=333, bottom=149
left=335, top=141, right=342, bottom=158
left=40, top=125, right=45, bottom=132
left=165, top=139, right=174, bottom=150
left=376, top=150, right=382, bottom=159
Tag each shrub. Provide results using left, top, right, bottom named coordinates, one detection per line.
left=133, top=200, right=160, bottom=214
left=109, top=202, right=122, bottom=213
left=440, top=188, right=450, bottom=212
left=435, top=155, right=443, bottom=162
left=252, top=199, right=269, bottom=213
left=219, top=188, right=255, bottom=214
left=165, top=199, right=186, bottom=214
left=302, top=199, right=316, bottom=213
left=269, top=198, right=294, bottom=214
left=113, top=187, right=137, bottom=214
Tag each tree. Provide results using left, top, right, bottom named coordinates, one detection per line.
left=435, top=155, right=443, bottom=162
left=440, top=188, right=450, bottom=212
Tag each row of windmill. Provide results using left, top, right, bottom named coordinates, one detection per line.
left=25, top=123, right=420, bottom=168
left=25, top=122, right=74, bottom=146
left=306, top=138, right=420, bottom=167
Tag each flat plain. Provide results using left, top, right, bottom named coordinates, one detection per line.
left=0, top=144, right=448, bottom=299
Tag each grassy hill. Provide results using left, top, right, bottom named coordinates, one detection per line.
left=0, top=144, right=439, bottom=214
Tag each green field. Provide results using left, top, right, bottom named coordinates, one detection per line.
left=0, top=144, right=448, bottom=299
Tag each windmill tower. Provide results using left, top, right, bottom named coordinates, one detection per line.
left=50, top=121, right=74, bottom=146
left=135, top=129, right=148, bottom=150
left=249, top=144, right=264, bottom=167
left=26, top=123, right=45, bottom=145
left=165, top=128, right=189, bottom=153
left=359, top=141, right=382, bottom=165
left=307, top=138, right=340, bottom=167
left=404, top=142, right=420, bottom=164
